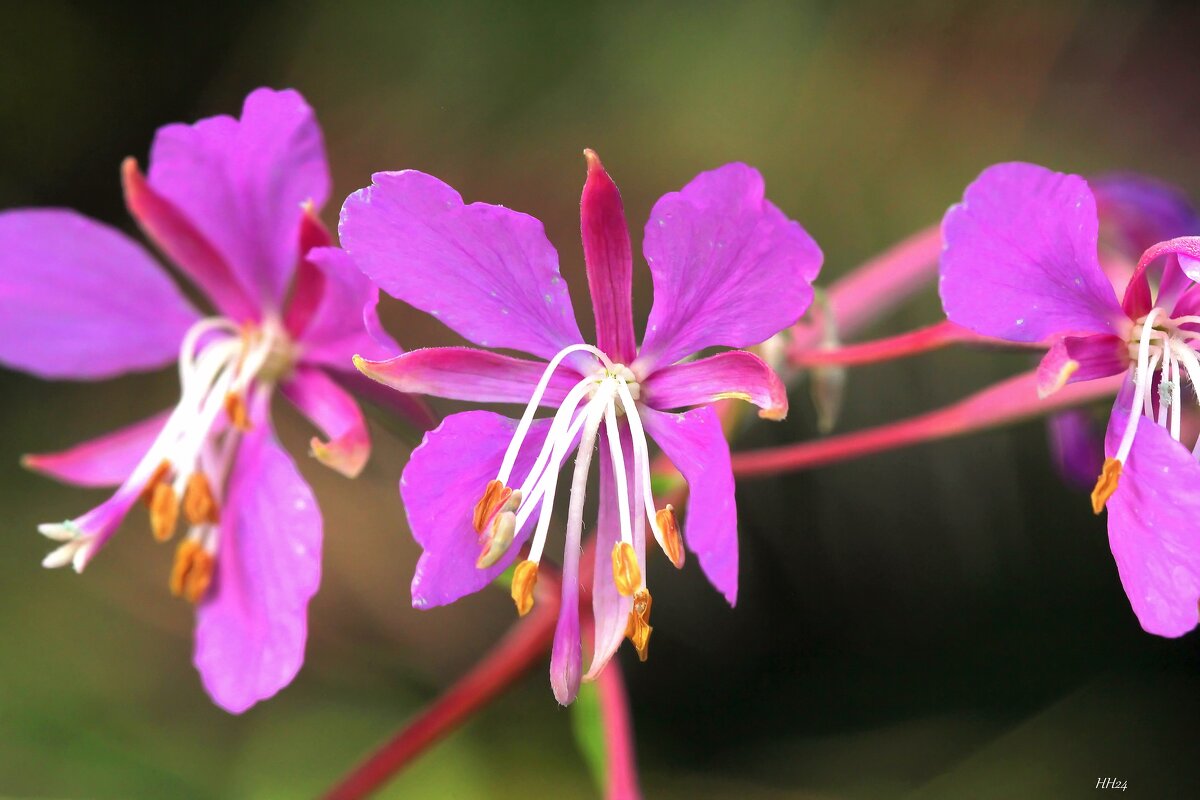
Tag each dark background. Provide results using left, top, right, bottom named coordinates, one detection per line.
left=1, top=1, right=1198, bottom=797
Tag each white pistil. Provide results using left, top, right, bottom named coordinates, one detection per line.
left=614, top=380, right=664, bottom=550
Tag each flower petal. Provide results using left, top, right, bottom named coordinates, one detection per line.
left=147, top=87, right=329, bottom=313
left=1035, top=334, right=1128, bottom=398
left=637, top=164, right=821, bottom=370
left=940, top=162, right=1124, bottom=342
left=1104, top=404, right=1200, bottom=637
left=280, top=365, right=370, bottom=479
left=23, top=410, right=170, bottom=488
left=641, top=405, right=738, bottom=605
left=355, top=347, right=578, bottom=407
left=1046, top=409, right=1104, bottom=492
left=194, top=401, right=322, bottom=714
left=1092, top=173, right=1200, bottom=257
left=584, top=426, right=636, bottom=681
left=339, top=170, right=585, bottom=361
left=0, top=209, right=199, bottom=379
left=290, top=246, right=399, bottom=372
left=581, top=151, right=636, bottom=364
left=641, top=350, right=787, bottom=420
left=403, top=411, right=553, bottom=608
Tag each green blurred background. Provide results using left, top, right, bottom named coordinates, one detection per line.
left=2, top=1, right=1199, bottom=797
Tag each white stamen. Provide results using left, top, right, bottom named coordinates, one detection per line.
left=1116, top=308, right=1163, bottom=463
left=614, top=380, right=664, bottom=548
left=603, top=398, right=635, bottom=546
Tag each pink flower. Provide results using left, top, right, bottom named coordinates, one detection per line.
left=340, top=151, right=822, bottom=703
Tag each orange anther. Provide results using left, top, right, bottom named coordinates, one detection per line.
left=184, top=472, right=220, bottom=525
left=624, top=589, right=653, bottom=662
left=1091, top=457, right=1122, bottom=515
left=472, top=479, right=514, bottom=534
left=139, top=459, right=172, bottom=505
left=656, top=505, right=685, bottom=569
left=612, top=542, right=641, bottom=597
left=224, top=392, right=251, bottom=431
left=149, top=482, right=179, bottom=542
left=170, top=540, right=215, bottom=603
left=511, top=560, right=539, bottom=617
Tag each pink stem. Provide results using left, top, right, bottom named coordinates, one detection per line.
left=731, top=371, right=1124, bottom=477
left=596, top=656, right=642, bottom=800
left=789, top=320, right=1044, bottom=368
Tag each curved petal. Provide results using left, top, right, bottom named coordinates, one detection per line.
left=0, top=209, right=199, bottom=379
left=291, top=247, right=399, bottom=372
left=581, top=151, right=636, bottom=364
left=640, top=405, right=738, bottom=605
left=642, top=350, right=788, bottom=420
left=585, top=426, right=636, bottom=681
left=355, top=347, right=577, bottom=407
left=280, top=365, right=370, bottom=479
left=339, top=170, right=585, bottom=362
left=1035, top=334, right=1128, bottom=398
left=1104, top=405, right=1200, bottom=637
left=148, top=87, right=329, bottom=313
left=637, top=164, right=821, bottom=370
left=326, top=368, right=439, bottom=434
left=1093, top=173, right=1200, bottom=257
left=23, top=410, right=170, bottom=488
left=1046, top=409, right=1104, bottom=492
left=403, top=411, right=553, bottom=608
left=194, top=400, right=322, bottom=714
left=940, top=162, right=1124, bottom=342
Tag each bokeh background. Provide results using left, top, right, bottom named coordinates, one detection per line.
left=2, top=1, right=1199, bottom=797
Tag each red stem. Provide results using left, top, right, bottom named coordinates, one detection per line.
left=596, top=661, right=642, bottom=800
left=789, top=320, right=1043, bottom=368
left=731, top=371, right=1123, bottom=477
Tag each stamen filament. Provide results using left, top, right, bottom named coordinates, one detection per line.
left=1116, top=308, right=1163, bottom=463
left=603, top=399, right=635, bottom=547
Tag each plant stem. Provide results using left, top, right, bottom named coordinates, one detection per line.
left=596, top=661, right=642, bottom=800
left=789, top=320, right=1042, bottom=368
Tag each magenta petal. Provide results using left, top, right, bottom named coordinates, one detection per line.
left=23, top=410, right=170, bottom=488
left=581, top=151, right=636, bottom=364
left=642, top=350, right=788, bottom=420
left=280, top=365, right=370, bottom=479
left=356, top=347, right=577, bottom=406
left=291, top=247, right=400, bottom=371
left=941, top=162, right=1124, bottom=342
left=1046, top=409, right=1105, bottom=492
left=0, top=209, right=199, bottom=380
left=194, top=407, right=322, bottom=714
left=585, top=427, right=636, bottom=681
left=1104, top=405, right=1200, bottom=637
left=148, top=88, right=329, bottom=313
left=641, top=405, right=738, bottom=605
left=638, top=164, right=821, bottom=369
left=1092, top=173, right=1200, bottom=257
left=339, top=170, right=585, bottom=361
left=403, top=411, right=553, bottom=608
left=550, top=557, right=582, bottom=705
left=1035, top=334, right=1128, bottom=398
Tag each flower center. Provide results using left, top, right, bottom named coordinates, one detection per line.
left=38, top=316, right=297, bottom=595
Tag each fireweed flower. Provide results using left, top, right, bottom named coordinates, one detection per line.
left=341, top=152, right=821, bottom=703
left=940, top=161, right=1200, bottom=637
left=0, top=88, right=400, bottom=712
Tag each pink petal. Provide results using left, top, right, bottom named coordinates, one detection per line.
left=1035, top=334, right=1128, bottom=398
left=642, top=350, right=788, bottom=420
left=1104, top=401, right=1200, bottom=637
left=281, top=204, right=335, bottom=337
left=581, top=151, right=636, bottom=364
left=638, top=164, right=821, bottom=370
left=148, top=88, right=329, bottom=314
left=940, top=162, right=1124, bottom=342
left=0, top=209, right=199, bottom=379
left=355, top=347, right=578, bottom=406
left=339, top=170, right=585, bottom=362
left=641, top=405, right=738, bottom=605
left=194, top=403, right=323, bottom=714
left=23, top=410, right=170, bottom=488
left=280, top=365, right=370, bottom=479
left=1046, top=409, right=1104, bottom=491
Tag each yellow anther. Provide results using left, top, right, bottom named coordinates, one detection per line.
left=149, top=482, right=179, bottom=542
left=472, top=479, right=515, bottom=534
left=511, top=559, right=539, bottom=617
left=624, top=588, right=653, bottom=662
left=655, top=505, right=685, bottom=569
left=139, top=459, right=172, bottom=505
left=224, top=392, right=251, bottom=431
left=169, top=540, right=215, bottom=603
left=612, top=541, right=641, bottom=597
left=183, top=472, right=220, bottom=525
left=1091, top=457, right=1122, bottom=515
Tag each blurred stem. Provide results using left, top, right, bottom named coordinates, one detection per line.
left=788, top=320, right=1044, bottom=368
left=730, top=370, right=1123, bottom=477
left=322, top=571, right=561, bottom=800
left=596, top=660, right=642, bottom=800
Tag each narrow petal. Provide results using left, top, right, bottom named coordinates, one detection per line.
left=281, top=204, right=335, bottom=337
left=638, top=164, right=821, bottom=370
left=194, top=402, right=322, bottom=714
left=1104, top=405, right=1200, bottom=637
left=1046, top=409, right=1105, bottom=491
left=940, top=162, right=1124, bottom=342
left=280, top=365, right=370, bottom=479
left=290, top=246, right=399, bottom=372
left=23, top=411, right=170, bottom=488
left=403, top=411, right=554, bottom=608
left=122, top=158, right=258, bottom=322
left=326, top=368, right=439, bottom=434
left=581, top=150, right=636, bottom=364
left=1035, top=334, right=1128, bottom=398
left=0, top=209, right=199, bottom=379
left=642, top=350, right=788, bottom=420
left=641, top=405, right=738, bottom=605
left=355, top=347, right=577, bottom=406
left=585, top=427, right=635, bottom=681
left=148, top=88, right=329, bottom=312
left=339, top=170, right=586, bottom=361
left=1092, top=173, right=1200, bottom=257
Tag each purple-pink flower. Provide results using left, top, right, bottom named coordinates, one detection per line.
left=0, top=88, right=400, bottom=713
left=940, top=161, right=1200, bottom=638
left=340, top=150, right=822, bottom=704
